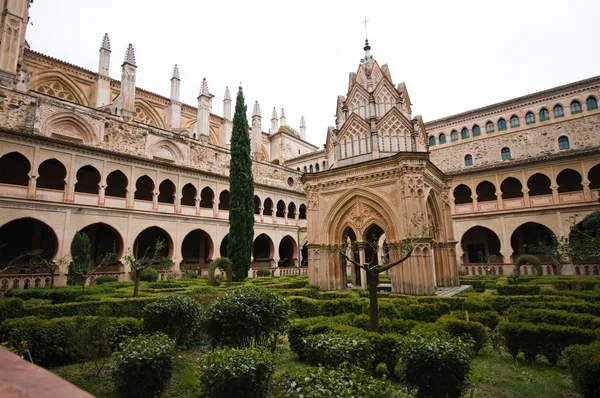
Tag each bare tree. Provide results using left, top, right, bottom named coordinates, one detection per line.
left=0, top=247, right=67, bottom=288
left=121, top=240, right=172, bottom=297
left=336, top=212, right=435, bottom=332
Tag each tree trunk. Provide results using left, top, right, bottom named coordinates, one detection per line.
left=50, top=269, right=55, bottom=288
left=367, top=270, right=379, bottom=332
left=133, top=270, right=140, bottom=297
left=81, top=276, right=87, bottom=289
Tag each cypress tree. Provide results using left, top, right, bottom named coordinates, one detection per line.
left=227, top=86, right=254, bottom=281
left=69, top=231, right=91, bottom=287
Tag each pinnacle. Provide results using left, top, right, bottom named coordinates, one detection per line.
left=280, top=108, right=286, bottom=118
left=224, top=86, right=231, bottom=101
left=124, top=44, right=136, bottom=65
left=252, top=101, right=261, bottom=117
left=101, top=33, right=111, bottom=51
left=271, top=107, right=278, bottom=120
left=172, top=64, right=180, bottom=80
left=300, top=116, right=306, bottom=127
left=199, top=78, right=210, bottom=96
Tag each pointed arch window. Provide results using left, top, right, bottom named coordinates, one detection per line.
left=510, top=115, right=520, bottom=128
left=558, top=136, right=570, bottom=150
left=486, top=121, right=494, bottom=133
left=464, top=154, right=473, bottom=166
left=450, top=130, right=458, bottom=142
left=461, top=128, right=469, bottom=139
left=571, top=100, right=582, bottom=114
left=438, top=133, right=447, bottom=144
left=539, top=108, right=550, bottom=122
left=553, top=104, right=564, bottom=118
left=472, top=125, right=480, bottom=137
left=428, top=136, right=436, bottom=146
left=498, top=118, right=507, bottom=131
left=587, top=96, right=598, bottom=110
left=525, top=112, right=535, bottom=124
left=501, top=147, right=511, bottom=161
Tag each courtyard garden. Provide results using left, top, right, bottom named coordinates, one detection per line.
left=1, top=272, right=600, bottom=397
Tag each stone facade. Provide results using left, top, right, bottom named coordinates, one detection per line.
left=0, top=0, right=598, bottom=292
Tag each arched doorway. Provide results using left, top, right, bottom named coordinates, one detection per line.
left=218, top=190, right=230, bottom=210
left=0, top=152, right=30, bottom=186
left=219, top=234, right=228, bottom=258
left=510, top=222, right=556, bottom=262
left=278, top=235, right=297, bottom=267
left=79, top=223, right=123, bottom=267
left=158, top=179, right=175, bottom=204
left=181, top=183, right=196, bottom=207
left=460, top=226, right=502, bottom=263
left=263, top=198, right=273, bottom=216
left=181, top=229, right=213, bottom=267
left=133, top=226, right=172, bottom=260
left=253, top=234, right=273, bottom=265
left=0, top=218, right=58, bottom=268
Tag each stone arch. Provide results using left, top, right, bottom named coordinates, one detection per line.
left=181, top=229, right=214, bottom=266
left=253, top=233, right=274, bottom=262
left=134, top=175, right=154, bottom=201
left=287, top=202, right=296, bottom=219
left=79, top=222, right=124, bottom=264
left=426, top=191, right=444, bottom=240
left=527, top=173, right=552, bottom=196
left=460, top=226, right=502, bottom=263
left=500, top=177, right=523, bottom=199
left=556, top=168, right=583, bottom=193
left=254, top=195, right=261, bottom=215
left=133, top=226, right=173, bottom=258
left=278, top=235, right=297, bottom=266
left=31, top=71, right=89, bottom=106
left=261, top=145, right=269, bottom=161
left=0, top=152, right=30, bottom=186
left=453, top=184, right=472, bottom=204
left=105, top=170, right=128, bottom=198
left=199, top=187, right=214, bottom=208
left=263, top=198, right=274, bottom=216
left=74, top=165, right=101, bottom=194
left=37, top=158, right=67, bottom=191
left=148, top=140, right=185, bottom=164
left=276, top=200, right=286, bottom=217
left=219, top=234, right=228, bottom=257
left=181, top=183, right=197, bottom=206
left=476, top=180, right=496, bottom=202
left=40, top=112, right=98, bottom=145
left=133, top=100, right=165, bottom=129
left=298, top=203, right=307, bottom=219
left=510, top=222, right=556, bottom=260
left=325, top=187, right=400, bottom=243
left=588, top=164, right=600, bottom=189
left=218, top=190, right=230, bottom=210
left=0, top=218, right=59, bottom=265
left=157, top=179, right=176, bottom=204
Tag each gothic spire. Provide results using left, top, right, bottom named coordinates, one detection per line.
left=224, top=86, right=231, bottom=101
left=101, top=33, right=111, bottom=51
left=172, top=64, right=180, bottom=80
left=300, top=116, right=306, bottom=128
left=199, top=78, right=209, bottom=96
left=124, top=44, right=136, bottom=65
left=252, top=101, right=261, bottom=117
left=271, top=107, right=278, bottom=120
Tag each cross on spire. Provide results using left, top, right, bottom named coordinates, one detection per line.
left=362, top=17, right=369, bottom=40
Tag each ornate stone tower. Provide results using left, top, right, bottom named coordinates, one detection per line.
left=196, top=78, right=212, bottom=143
left=303, top=42, right=459, bottom=294
left=95, top=33, right=111, bottom=107
left=251, top=101, right=262, bottom=159
left=167, top=64, right=181, bottom=129
left=0, top=0, right=30, bottom=87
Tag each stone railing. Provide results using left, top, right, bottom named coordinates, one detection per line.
left=249, top=266, right=308, bottom=279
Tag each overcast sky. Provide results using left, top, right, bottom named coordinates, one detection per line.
left=27, top=0, right=600, bottom=146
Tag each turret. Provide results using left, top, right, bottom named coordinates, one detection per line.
left=222, top=86, right=232, bottom=148
left=270, top=107, right=278, bottom=134
left=0, top=0, right=30, bottom=87
left=167, top=65, right=181, bottom=129
left=252, top=101, right=262, bottom=159
left=110, top=44, right=137, bottom=120
left=196, top=78, right=212, bottom=142
left=95, top=33, right=112, bottom=107
left=299, top=116, right=306, bottom=140
left=280, top=108, right=286, bottom=127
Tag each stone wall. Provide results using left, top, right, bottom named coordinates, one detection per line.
left=430, top=113, right=600, bottom=173
left=0, top=88, right=36, bottom=131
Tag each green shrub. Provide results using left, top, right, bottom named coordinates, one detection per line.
left=0, top=297, right=25, bottom=325
left=552, top=280, right=600, bottom=291
left=517, top=301, right=600, bottom=317
left=25, top=297, right=160, bottom=319
left=256, top=268, right=271, bottom=277
left=395, top=332, right=473, bottom=398
left=182, top=270, right=199, bottom=279
left=509, top=308, right=600, bottom=329
left=564, top=341, right=600, bottom=398
left=143, top=294, right=203, bottom=347
left=437, top=316, right=488, bottom=354
left=139, top=267, right=159, bottom=282
left=514, top=254, right=543, bottom=276
left=95, top=275, right=119, bottom=284
left=497, top=285, right=541, bottom=296
left=497, top=321, right=598, bottom=364
left=401, top=303, right=450, bottom=322
left=379, top=318, right=419, bottom=334
left=540, top=289, right=600, bottom=304
left=288, top=296, right=321, bottom=317
left=459, top=310, right=502, bottom=330
left=208, top=257, right=233, bottom=286
left=112, top=333, right=176, bottom=398
left=203, top=286, right=290, bottom=348
left=374, top=362, right=390, bottom=379
left=462, top=298, right=493, bottom=313
left=0, top=316, right=142, bottom=367
left=199, top=347, right=274, bottom=398
left=273, top=363, right=398, bottom=398
left=417, top=297, right=464, bottom=311
left=303, top=331, right=374, bottom=370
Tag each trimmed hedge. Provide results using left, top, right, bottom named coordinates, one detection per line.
left=303, top=331, right=374, bottom=370
left=437, top=316, right=488, bottom=354
left=139, top=267, right=159, bottom=282
left=95, top=275, right=119, bottom=285
left=112, top=333, right=176, bottom=398
left=552, top=280, right=600, bottom=291
left=508, top=308, right=600, bottom=330
left=0, top=297, right=25, bottom=325
left=401, top=303, right=450, bottom=322
left=24, top=297, right=161, bottom=319
left=143, top=294, right=203, bottom=347
left=8, top=285, right=118, bottom=304
left=497, top=321, right=598, bottom=364
left=0, top=316, right=142, bottom=367
left=516, top=301, right=600, bottom=317
left=564, top=341, right=600, bottom=398
left=288, top=296, right=366, bottom=318
left=199, top=347, right=275, bottom=398
left=497, top=285, right=541, bottom=296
